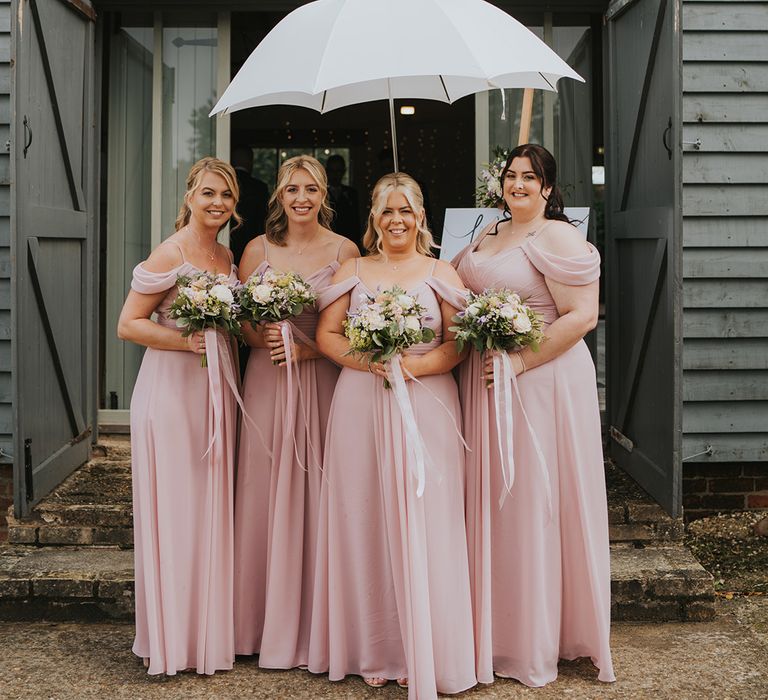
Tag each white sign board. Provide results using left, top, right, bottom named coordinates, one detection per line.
left=439, top=207, right=590, bottom=261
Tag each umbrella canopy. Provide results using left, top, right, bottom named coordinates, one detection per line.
left=211, top=0, right=583, bottom=167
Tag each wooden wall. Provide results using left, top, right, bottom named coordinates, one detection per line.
left=682, top=1, right=768, bottom=462
left=0, top=1, right=11, bottom=466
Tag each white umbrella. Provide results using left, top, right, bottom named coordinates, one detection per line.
left=211, top=0, right=583, bottom=170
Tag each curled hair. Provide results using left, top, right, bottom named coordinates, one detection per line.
left=500, top=143, right=569, bottom=223
left=362, top=173, right=435, bottom=256
left=265, top=155, right=333, bottom=246
left=174, top=156, right=242, bottom=232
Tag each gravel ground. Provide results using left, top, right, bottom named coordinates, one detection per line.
left=686, top=512, right=768, bottom=593
left=1, top=610, right=768, bottom=700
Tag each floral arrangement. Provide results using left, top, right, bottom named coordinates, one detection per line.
left=449, top=288, right=544, bottom=355
left=168, top=271, right=242, bottom=366
left=475, top=146, right=511, bottom=208
left=238, top=269, right=317, bottom=324
left=344, top=286, right=435, bottom=387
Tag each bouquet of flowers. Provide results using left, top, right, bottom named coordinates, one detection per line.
left=168, top=271, right=242, bottom=366
left=475, top=146, right=511, bottom=208
left=450, top=288, right=544, bottom=355
left=239, top=269, right=317, bottom=324
left=238, top=269, right=317, bottom=364
left=344, top=286, right=435, bottom=387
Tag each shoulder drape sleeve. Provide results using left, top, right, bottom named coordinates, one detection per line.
left=131, top=262, right=183, bottom=294
left=523, top=242, right=600, bottom=286
left=450, top=242, right=472, bottom=270
left=317, top=276, right=359, bottom=311
left=425, top=277, right=469, bottom=310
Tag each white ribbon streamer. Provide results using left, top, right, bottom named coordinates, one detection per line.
left=389, top=355, right=429, bottom=498
left=492, top=351, right=553, bottom=521
left=493, top=353, right=516, bottom=502
left=401, top=365, right=471, bottom=454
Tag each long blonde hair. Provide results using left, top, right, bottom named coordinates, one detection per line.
left=265, top=155, right=333, bottom=246
left=362, top=173, right=435, bottom=256
left=174, top=157, right=242, bottom=232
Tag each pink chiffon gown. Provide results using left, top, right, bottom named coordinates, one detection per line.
left=454, top=234, right=615, bottom=687
left=129, top=254, right=239, bottom=676
left=233, top=238, right=343, bottom=668
left=308, top=261, right=477, bottom=700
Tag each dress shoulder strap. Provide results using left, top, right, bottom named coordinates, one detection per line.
left=225, top=245, right=234, bottom=265
left=354, top=257, right=361, bottom=275
left=166, top=238, right=186, bottom=262
left=429, top=258, right=438, bottom=276
left=336, top=237, right=346, bottom=261
left=262, top=236, right=269, bottom=261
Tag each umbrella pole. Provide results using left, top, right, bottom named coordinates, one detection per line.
left=388, top=78, right=399, bottom=172
left=517, top=88, right=534, bottom=145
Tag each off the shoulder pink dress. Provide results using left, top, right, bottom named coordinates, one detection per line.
left=454, top=233, right=615, bottom=687
left=129, top=255, right=239, bottom=676
left=234, top=238, right=343, bottom=668
left=308, top=261, right=477, bottom=700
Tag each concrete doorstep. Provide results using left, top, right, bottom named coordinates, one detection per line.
left=0, top=543, right=714, bottom=623
left=2, top=445, right=715, bottom=622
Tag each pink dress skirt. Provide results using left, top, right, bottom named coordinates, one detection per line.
left=130, top=261, right=239, bottom=676
left=308, top=269, right=477, bottom=700
left=234, top=257, right=341, bottom=669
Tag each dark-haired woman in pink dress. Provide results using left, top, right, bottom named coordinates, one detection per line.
left=454, top=144, right=615, bottom=687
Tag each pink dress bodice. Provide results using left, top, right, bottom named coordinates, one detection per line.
left=455, top=239, right=600, bottom=325
left=320, top=270, right=468, bottom=358
left=249, top=259, right=339, bottom=342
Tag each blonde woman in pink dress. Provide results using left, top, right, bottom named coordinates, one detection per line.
left=234, top=155, right=359, bottom=668
left=309, top=173, right=476, bottom=699
left=454, top=144, right=615, bottom=687
left=117, top=157, right=242, bottom=675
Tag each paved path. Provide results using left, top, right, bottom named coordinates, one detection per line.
left=2, top=600, right=767, bottom=699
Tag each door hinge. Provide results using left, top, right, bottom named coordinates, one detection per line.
left=24, top=438, right=34, bottom=502
left=609, top=426, right=634, bottom=453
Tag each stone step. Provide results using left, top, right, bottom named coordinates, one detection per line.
left=91, top=436, right=132, bottom=462
left=605, top=461, right=685, bottom=544
left=0, top=543, right=714, bottom=623
left=0, top=545, right=133, bottom=621
left=611, top=544, right=715, bottom=622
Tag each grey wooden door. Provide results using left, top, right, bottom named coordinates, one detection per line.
left=13, top=0, right=97, bottom=514
left=604, top=0, right=683, bottom=516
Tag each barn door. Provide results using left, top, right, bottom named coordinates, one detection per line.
left=13, top=0, right=97, bottom=514
left=604, top=0, right=682, bottom=516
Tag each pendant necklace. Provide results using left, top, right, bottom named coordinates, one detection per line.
left=189, top=225, right=216, bottom=262
left=297, top=227, right=320, bottom=255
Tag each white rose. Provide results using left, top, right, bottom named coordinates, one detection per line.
left=397, top=294, right=413, bottom=308
left=512, top=312, right=532, bottom=333
left=466, top=303, right=482, bottom=316
left=366, top=312, right=386, bottom=330
left=498, top=304, right=515, bottom=319
left=405, top=316, right=421, bottom=332
left=251, top=284, right=273, bottom=304
left=210, top=284, right=234, bottom=305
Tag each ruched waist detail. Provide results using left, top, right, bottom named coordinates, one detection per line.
left=291, top=310, right=319, bottom=342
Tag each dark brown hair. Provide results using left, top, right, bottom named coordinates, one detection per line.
left=500, top=143, right=569, bottom=223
